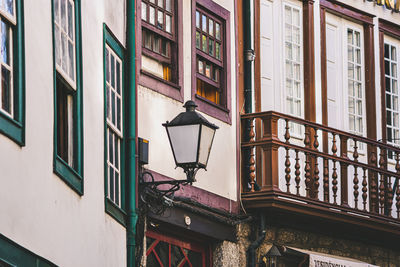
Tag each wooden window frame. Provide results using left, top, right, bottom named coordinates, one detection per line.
left=379, top=19, right=400, bottom=149
left=0, top=0, right=24, bottom=146
left=136, top=0, right=183, bottom=102
left=191, top=0, right=231, bottom=124
left=52, top=0, right=83, bottom=195
left=103, top=24, right=127, bottom=226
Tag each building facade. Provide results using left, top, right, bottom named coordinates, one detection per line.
left=238, top=0, right=400, bottom=265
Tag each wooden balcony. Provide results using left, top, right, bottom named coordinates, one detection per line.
left=241, top=111, right=400, bottom=240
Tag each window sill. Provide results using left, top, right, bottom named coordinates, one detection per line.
left=139, top=70, right=183, bottom=102
left=105, top=198, right=126, bottom=227
left=195, top=94, right=231, bottom=124
left=0, top=112, right=24, bottom=146
left=54, top=156, right=83, bottom=195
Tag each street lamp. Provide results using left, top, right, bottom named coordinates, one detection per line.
left=261, top=245, right=282, bottom=267
left=139, top=100, right=218, bottom=214
left=163, top=100, right=219, bottom=183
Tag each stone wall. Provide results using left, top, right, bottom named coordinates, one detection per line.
left=236, top=222, right=400, bottom=267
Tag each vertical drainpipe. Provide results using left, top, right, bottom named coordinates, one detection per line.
left=126, top=0, right=138, bottom=266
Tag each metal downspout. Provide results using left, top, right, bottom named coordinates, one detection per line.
left=243, top=0, right=254, bottom=115
left=248, top=215, right=266, bottom=267
left=126, top=0, right=138, bottom=266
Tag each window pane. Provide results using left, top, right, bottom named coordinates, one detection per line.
left=202, top=34, right=207, bottom=52
left=111, top=91, right=115, bottom=125
left=157, top=0, right=163, bottom=8
left=68, top=40, right=74, bottom=80
left=54, top=0, right=60, bottom=23
left=209, top=19, right=214, bottom=36
left=115, top=172, right=119, bottom=206
left=154, top=35, right=160, bottom=53
left=392, top=46, right=397, bottom=61
left=61, top=0, right=66, bottom=31
left=111, top=54, right=115, bottom=88
left=68, top=1, right=73, bottom=40
left=293, top=9, right=300, bottom=26
left=106, top=85, right=110, bottom=119
left=215, top=23, right=220, bottom=40
left=61, top=33, right=67, bottom=72
left=284, top=6, right=291, bottom=24
left=205, top=64, right=211, bottom=78
left=209, top=39, right=214, bottom=56
left=166, top=0, right=171, bottom=12
left=385, top=44, right=390, bottom=59
left=196, top=11, right=200, bottom=28
left=215, top=42, right=220, bottom=60
left=202, top=14, right=207, bottom=32
left=4, top=0, right=13, bottom=16
left=166, top=15, right=171, bottom=33
left=196, top=31, right=200, bottom=48
left=157, top=10, right=163, bottom=29
left=141, top=2, right=147, bottom=21
left=116, top=60, right=121, bottom=94
left=1, top=21, right=10, bottom=65
left=149, top=6, right=155, bottom=25
left=1, top=65, right=11, bottom=114
left=109, top=167, right=114, bottom=201
left=198, top=60, right=203, bottom=74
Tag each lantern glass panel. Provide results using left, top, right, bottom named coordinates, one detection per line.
left=167, top=124, right=200, bottom=164
left=198, top=124, right=215, bottom=166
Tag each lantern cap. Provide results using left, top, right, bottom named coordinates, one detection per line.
left=265, top=245, right=281, bottom=257
left=163, top=101, right=219, bottom=130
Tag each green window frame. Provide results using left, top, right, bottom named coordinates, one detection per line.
left=0, top=234, right=57, bottom=267
left=52, top=0, right=84, bottom=195
left=0, top=0, right=25, bottom=146
left=103, top=24, right=126, bottom=226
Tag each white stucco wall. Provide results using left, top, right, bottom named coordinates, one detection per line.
left=0, top=0, right=127, bottom=266
left=138, top=0, right=238, bottom=201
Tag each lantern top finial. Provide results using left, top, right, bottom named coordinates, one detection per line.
left=183, top=100, right=197, bottom=112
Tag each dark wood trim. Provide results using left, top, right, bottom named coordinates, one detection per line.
left=149, top=170, right=240, bottom=213
left=136, top=0, right=184, bottom=102
left=234, top=0, right=240, bottom=213
left=303, top=0, right=315, bottom=122
left=254, top=0, right=261, bottom=113
left=320, top=7, right=328, bottom=153
left=191, top=0, right=232, bottom=124
left=379, top=18, right=400, bottom=39
left=364, top=24, right=377, bottom=141
left=319, top=0, right=374, bottom=25
left=379, top=30, right=387, bottom=144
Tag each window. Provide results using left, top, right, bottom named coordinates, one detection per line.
left=103, top=25, right=126, bottom=225
left=52, top=0, right=83, bottom=194
left=347, top=28, right=364, bottom=137
left=192, top=0, right=231, bottom=123
left=140, top=0, right=179, bottom=83
left=0, top=0, right=24, bottom=145
left=146, top=231, right=209, bottom=267
left=283, top=3, right=303, bottom=134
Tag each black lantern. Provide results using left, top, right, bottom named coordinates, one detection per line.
left=261, top=245, right=282, bottom=267
left=163, top=100, right=219, bottom=183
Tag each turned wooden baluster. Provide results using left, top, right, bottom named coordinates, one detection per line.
left=284, top=119, right=291, bottom=193
left=304, top=128, right=311, bottom=197
left=340, top=135, right=349, bottom=207
left=369, top=151, right=378, bottom=213
left=386, top=151, right=394, bottom=217
left=378, top=147, right=386, bottom=214
left=362, top=167, right=368, bottom=211
left=396, top=153, right=400, bottom=219
left=353, top=139, right=359, bottom=209
left=313, top=127, right=320, bottom=199
left=295, top=150, right=301, bottom=195
left=323, top=157, right=329, bottom=202
left=249, top=119, right=256, bottom=192
left=332, top=134, right=338, bottom=205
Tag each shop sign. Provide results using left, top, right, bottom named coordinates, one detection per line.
left=369, top=0, right=400, bottom=12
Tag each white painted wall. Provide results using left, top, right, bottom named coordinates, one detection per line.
left=0, top=0, right=127, bottom=266
left=138, top=0, right=238, bottom=201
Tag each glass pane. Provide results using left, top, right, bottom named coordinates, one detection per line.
left=387, top=93, right=391, bottom=109
left=209, top=19, right=214, bottom=36
left=357, top=100, right=362, bottom=115
left=215, top=23, right=220, bottom=40
left=116, top=60, right=121, bottom=94
left=5, top=0, right=13, bottom=16
left=209, top=39, right=214, bottom=56
left=284, top=6, right=291, bottom=24
left=356, top=82, right=362, bottom=98
left=157, top=10, right=163, bottom=29
left=213, top=68, right=219, bottom=82
left=111, top=54, right=115, bottom=88
left=215, top=42, right=220, bottom=60
left=385, top=44, right=390, bottom=59
left=285, top=42, right=292, bottom=60
left=349, top=115, right=355, bottom=131
left=149, top=6, right=155, bottom=25
left=356, top=49, right=361, bottom=64
left=348, top=63, right=354, bottom=79
left=154, top=35, right=160, bottom=53
left=61, top=0, right=66, bottom=31
left=196, top=11, right=200, bottom=28
left=61, top=33, right=67, bottom=72
left=392, top=63, right=397, bottom=78
left=106, top=85, right=110, bottom=119
left=294, top=81, right=301, bottom=98
left=1, top=65, right=11, bottom=114
left=205, top=64, right=211, bottom=78
left=166, top=15, right=171, bottom=33
left=146, top=253, right=159, bottom=267
left=285, top=24, right=291, bottom=42
left=196, top=31, right=200, bottom=49
left=171, top=245, right=184, bottom=267
left=348, top=98, right=355, bottom=114
left=166, top=0, right=171, bottom=11
left=347, top=29, right=353, bottom=45
left=348, top=81, right=354, bottom=96
left=293, top=27, right=300, bottom=44
left=106, top=49, right=109, bottom=82
left=356, top=66, right=361, bottom=81
left=392, top=46, right=397, bottom=61
left=286, top=60, right=292, bottom=79
left=154, top=241, right=169, bottom=264
left=68, top=1, right=73, bottom=40
left=108, top=131, right=113, bottom=164
left=144, top=30, right=151, bottom=49
left=386, top=77, right=391, bottom=92
left=294, top=63, right=300, bottom=80
left=109, top=167, right=114, bottom=201
left=293, top=9, right=300, bottom=26
left=286, top=79, right=292, bottom=96
left=294, top=45, right=300, bottom=62
left=394, top=96, right=398, bottom=111
left=111, top=91, right=116, bottom=125
left=54, top=0, right=60, bottom=23
left=202, top=14, right=207, bottom=32
left=115, top=136, right=119, bottom=169
left=348, top=47, right=354, bottom=62
left=394, top=113, right=399, bottom=127
left=202, top=34, right=207, bottom=52
left=150, top=0, right=155, bottom=3
left=385, top=60, right=390, bottom=76
left=393, top=80, right=398, bottom=94
left=157, top=0, right=163, bottom=8
left=115, top=172, right=119, bottom=206
left=1, top=22, right=10, bottom=65
left=141, top=2, right=147, bottom=21
left=161, top=39, right=168, bottom=57
left=68, top=40, right=74, bottom=80
left=198, top=59, right=203, bottom=74
left=355, top=31, right=360, bottom=47
left=387, top=110, right=392, bottom=126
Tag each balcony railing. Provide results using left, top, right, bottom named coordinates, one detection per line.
left=241, top=111, right=400, bottom=225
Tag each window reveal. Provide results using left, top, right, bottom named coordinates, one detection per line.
left=195, top=8, right=223, bottom=105
left=105, top=46, right=123, bottom=207
left=0, top=1, right=14, bottom=117
left=384, top=42, right=400, bottom=157
left=141, top=0, right=175, bottom=82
